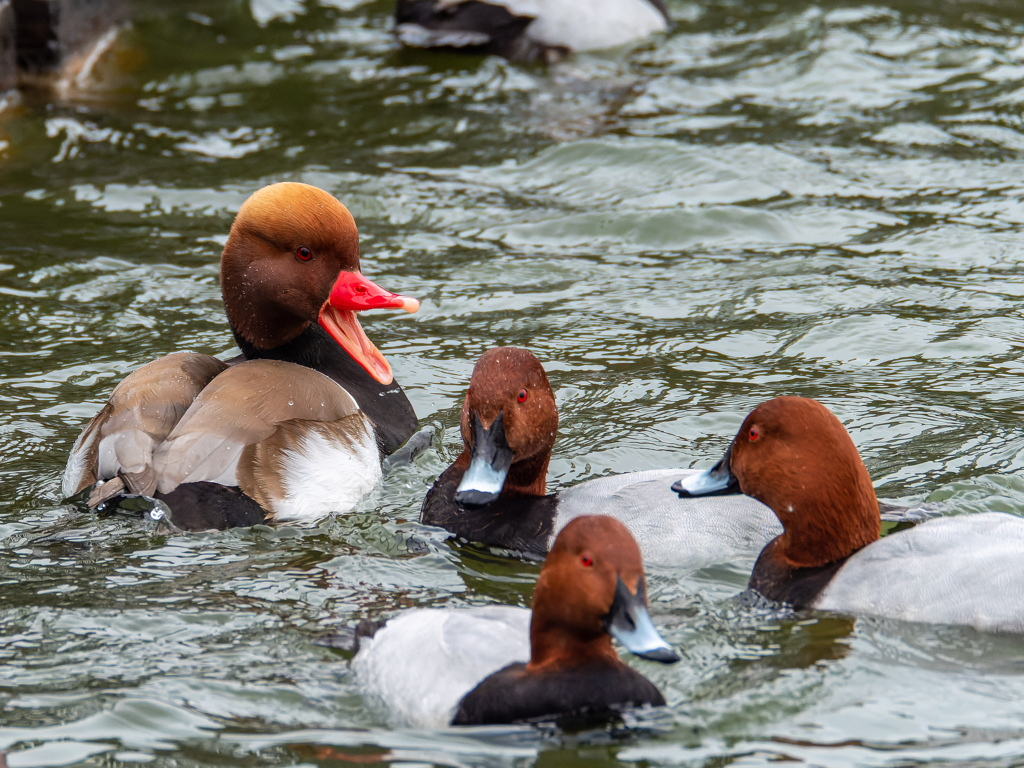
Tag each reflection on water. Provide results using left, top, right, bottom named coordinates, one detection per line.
left=4, top=0, right=1024, bottom=765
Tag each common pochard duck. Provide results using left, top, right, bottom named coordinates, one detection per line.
left=354, top=515, right=678, bottom=727
left=62, top=183, right=420, bottom=530
left=675, top=396, right=1024, bottom=633
left=422, top=347, right=918, bottom=568
left=394, top=0, right=670, bottom=63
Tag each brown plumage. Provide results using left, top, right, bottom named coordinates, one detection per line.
left=528, top=516, right=646, bottom=671
left=728, top=396, right=880, bottom=571
left=220, top=184, right=361, bottom=351
left=150, top=359, right=366, bottom=492
left=67, top=352, right=228, bottom=502
left=458, top=346, right=558, bottom=498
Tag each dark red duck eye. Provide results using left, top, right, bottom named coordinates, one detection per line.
left=749, top=425, right=760, bottom=442
left=296, top=246, right=312, bottom=261
left=517, top=389, right=528, bottom=403
left=581, top=555, right=593, bottom=567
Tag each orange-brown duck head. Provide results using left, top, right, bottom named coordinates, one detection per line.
left=528, top=515, right=679, bottom=670
left=452, top=347, right=558, bottom=506
left=673, top=396, right=880, bottom=568
left=220, top=182, right=419, bottom=384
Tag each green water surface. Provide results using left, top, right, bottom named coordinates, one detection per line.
left=3, top=0, right=1024, bottom=766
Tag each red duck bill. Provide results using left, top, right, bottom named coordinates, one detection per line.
left=318, top=270, right=420, bottom=386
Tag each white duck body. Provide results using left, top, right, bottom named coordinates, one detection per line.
left=813, top=512, right=1024, bottom=633
left=353, top=606, right=531, bottom=728
left=554, top=469, right=782, bottom=570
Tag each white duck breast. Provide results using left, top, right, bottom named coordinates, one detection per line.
left=267, top=420, right=382, bottom=523
left=353, top=606, right=531, bottom=728
left=516, top=0, right=668, bottom=51
left=814, top=512, right=1024, bottom=633
left=553, top=469, right=781, bottom=569
left=152, top=359, right=381, bottom=525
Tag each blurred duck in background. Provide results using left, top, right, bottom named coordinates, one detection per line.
left=394, top=0, right=671, bottom=62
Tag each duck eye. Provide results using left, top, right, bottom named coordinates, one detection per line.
left=581, top=555, right=593, bottom=567
left=296, top=246, right=312, bottom=262
left=749, top=425, right=760, bottom=442
left=517, top=389, right=528, bottom=403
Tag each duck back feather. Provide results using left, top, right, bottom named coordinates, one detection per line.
left=554, top=468, right=782, bottom=569
left=815, top=512, right=1024, bottom=633
left=353, top=606, right=531, bottom=728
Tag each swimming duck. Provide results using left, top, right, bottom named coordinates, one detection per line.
left=354, top=514, right=678, bottom=727
left=675, top=396, right=1024, bottom=633
left=421, top=346, right=782, bottom=567
left=62, top=182, right=420, bottom=530
left=394, top=0, right=670, bottom=63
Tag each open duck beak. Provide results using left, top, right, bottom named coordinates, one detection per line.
left=604, top=576, right=680, bottom=664
left=454, top=410, right=513, bottom=507
left=671, top=445, right=741, bottom=498
left=318, top=270, right=420, bottom=386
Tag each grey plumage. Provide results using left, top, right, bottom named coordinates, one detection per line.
left=815, top=512, right=1024, bottom=632
left=554, top=469, right=781, bottom=569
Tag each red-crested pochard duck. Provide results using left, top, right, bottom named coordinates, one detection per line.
left=676, top=396, right=1024, bottom=633
left=354, top=515, right=678, bottom=727
left=62, top=182, right=420, bottom=531
left=394, top=0, right=670, bottom=63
